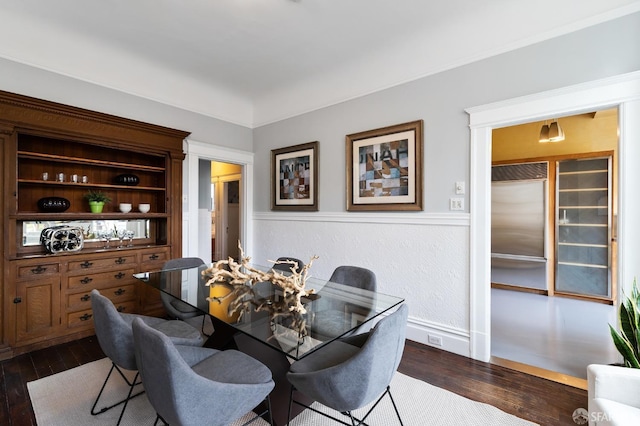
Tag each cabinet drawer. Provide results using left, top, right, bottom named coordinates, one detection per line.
left=139, top=248, right=170, bottom=268
left=67, top=300, right=137, bottom=329
left=67, top=268, right=136, bottom=290
left=66, top=284, right=136, bottom=311
left=17, top=262, right=60, bottom=279
left=68, top=255, right=136, bottom=272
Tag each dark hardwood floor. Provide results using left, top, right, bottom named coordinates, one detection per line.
left=0, top=337, right=586, bottom=426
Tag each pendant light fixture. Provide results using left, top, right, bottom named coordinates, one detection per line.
left=539, top=121, right=550, bottom=142
left=539, top=119, right=564, bottom=143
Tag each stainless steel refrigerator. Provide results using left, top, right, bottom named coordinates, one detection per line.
left=491, top=163, right=548, bottom=290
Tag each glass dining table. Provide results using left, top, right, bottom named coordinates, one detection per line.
left=133, top=263, right=405, bottom=425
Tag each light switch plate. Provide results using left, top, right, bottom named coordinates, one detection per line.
left=455, top=181, right=465, bottom=195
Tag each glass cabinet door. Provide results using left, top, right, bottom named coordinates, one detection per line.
left=555, top=157, right=611, bottom=298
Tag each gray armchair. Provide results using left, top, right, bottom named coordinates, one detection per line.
left=132, top=317, right=275, bottom=426
left=312, top=265, right=378, bottom=339
left=160, top=257, right=205, bottom=321
left=329, top=265, right=377, bottom=292
left=286, top=303, right=408, bottom=425
left=90, top=289, right=204, bottom=426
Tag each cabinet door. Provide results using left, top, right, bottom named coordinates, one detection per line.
left=556, top=156, right=612, bottom=298
left=15, top=276, right=61, bottom=343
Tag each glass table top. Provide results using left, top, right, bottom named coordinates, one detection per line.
left=134, top=264, right=404, bottom=360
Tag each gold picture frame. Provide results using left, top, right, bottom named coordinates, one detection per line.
left=346, top=120, right=423, bottom=211
left=271, top=141, right=319, bottom=211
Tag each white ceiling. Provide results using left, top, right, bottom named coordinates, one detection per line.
left=0, top=0, right=639, bottom=127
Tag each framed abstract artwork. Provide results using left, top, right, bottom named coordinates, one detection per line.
left=346, top=120, right=423, bottom=211
left=271, top=141, right=319, bottom=211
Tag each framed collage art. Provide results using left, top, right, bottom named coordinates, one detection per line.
left=271, top=141, right=318, bottom=211
left=346, top=120, right=423, bottom=211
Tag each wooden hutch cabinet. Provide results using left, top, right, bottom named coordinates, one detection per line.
left=0, top=91, right=190, bottom=359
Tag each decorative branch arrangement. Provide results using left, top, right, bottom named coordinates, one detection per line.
left=202, top=243, right=319, bottom=320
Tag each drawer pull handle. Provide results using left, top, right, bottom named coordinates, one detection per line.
left=79, top=313, right=92, bottom=321
left=114, top=272, right=126, bottom=279
left=80, top=277, right=93, bottom=285
left=80, top=261, right=93, bottom=269
left=115, top=257, right=126, bottom=264
left=80, top=294, right=91, bottom=302
left=149, top=254, right=159, bottom=260
left=31, top=265, right=47, bottom=274
left=114, top=288, right=126, bottom=296
left=117, top=306, right=126, bottom=312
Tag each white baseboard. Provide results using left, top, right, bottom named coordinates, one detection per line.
left=405, top=317, right=471, bottom=358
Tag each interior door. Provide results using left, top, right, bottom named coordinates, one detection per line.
left=555, top=156, right=612, bottom=299
left=221, top=180, right=240, bottom=261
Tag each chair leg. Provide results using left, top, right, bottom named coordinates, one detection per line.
left=116, top=371, right=140, bottom=426
left=201, top=315, right=211, bottom=337
left=90, top=361, right=144, bottom=425
left=241, top=395, right=273, bottom=426
left=286, top=385, right=295, bottom=426
left=288, top=385, right=403, bottom=426
left=386, top=386, right=404, bottom=426
left=353, top=386, right=403, bottom=426
left=154, top=413, right=168, bottom=425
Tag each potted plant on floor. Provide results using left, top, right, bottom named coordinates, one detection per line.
left=609, top=279, right=640, bottom=368
left=83, top=190, right=111, bottom=213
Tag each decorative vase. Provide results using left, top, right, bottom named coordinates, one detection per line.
left=37, top=197, right=71, bottom=212
left=89, top=201, right=105, bottom=213
left=114, top=173, right=140, bottom=186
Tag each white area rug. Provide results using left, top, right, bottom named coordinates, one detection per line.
left=28, top=357, right=536, bottom=425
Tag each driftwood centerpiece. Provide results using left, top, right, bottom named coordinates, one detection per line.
left=202, top=244, right=318, bottom=320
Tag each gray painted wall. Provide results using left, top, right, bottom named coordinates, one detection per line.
left=252, top=12, right=640, bottom=213
left=0, top=57, right=253, bottom=151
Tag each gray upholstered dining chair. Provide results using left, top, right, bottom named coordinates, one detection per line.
left=90, top=289, right=204, bottom=426
left=160, top=257, right=207, bottom=325
left=132, top=317, right=275, bottom=426
left=273, top=257, right=305, bottom=273
left=328, top=265, right=377, bottom=293
left=286, top=303, right=408, bottom=426
left=312, top=265, right=378, bottom=339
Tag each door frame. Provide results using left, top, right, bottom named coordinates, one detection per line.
left=466, top=70, right=640, bottom=362
left=183, top=140, right=254, bottom=261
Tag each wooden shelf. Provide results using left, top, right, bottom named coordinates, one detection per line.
left=18, top=179, right=166, bottom=192
left=11, top=212, right=169, bottom=221
left=17, top=151, right=165, bottom=172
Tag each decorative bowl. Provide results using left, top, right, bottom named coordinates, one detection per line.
left=119, top=203, right=132, bottom=213
left=37, top=197, right=71, bottom=212
left=138, top=203, right=151, bottom=213
left=114, top=174, right=140, bottom=186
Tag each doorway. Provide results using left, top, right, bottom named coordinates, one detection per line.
left=183, top=140, right=255, bottom=265
left=489, top=111, right=619, bottom=381
left=466, top=71, right=640, bottom=369
left=491, top=110, right=617, bottom=301
left=210, top=161, right=241, bottom=261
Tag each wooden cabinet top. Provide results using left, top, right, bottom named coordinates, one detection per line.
left=0, top=90, right=190, bottom=156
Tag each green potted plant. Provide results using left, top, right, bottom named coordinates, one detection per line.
left=83, top=190, right=111, bottom=213
left=609, top=278, right=640, bottom=368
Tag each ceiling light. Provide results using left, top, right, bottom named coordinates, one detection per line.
left=548, top=120, right=565, bottom=142
left=539, top=122, right=550, bottom=143
left=539, top=119, right=564, bottom=143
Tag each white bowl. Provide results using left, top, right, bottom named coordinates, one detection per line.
left=119, top=203, right=132, bottom=213
left=138, top=203, right=151, bottom=213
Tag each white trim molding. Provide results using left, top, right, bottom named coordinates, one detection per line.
left=253, top=211, right=470, bottom=227
left=465, top=70, right=640, bottom=362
